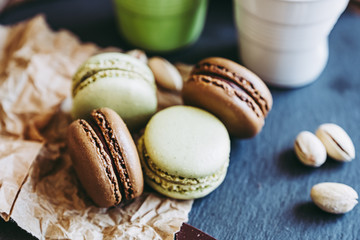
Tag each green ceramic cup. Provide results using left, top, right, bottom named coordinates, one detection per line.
left=113, top=0, right=208, bottom=52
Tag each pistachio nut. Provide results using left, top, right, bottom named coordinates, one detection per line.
left=148, top=57, right=183, bottom=92
left=294, top=131, right=327, bottom=167
left=316, top=123, right=355, bottom=162
left=311, top=182, right=358, bottom=214
left=126, top=49, right=148, bottom=64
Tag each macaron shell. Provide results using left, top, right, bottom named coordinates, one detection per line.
left=96, top=108, right=144, bottom=199
left=144, top=106, right=230, bottom=178
left=67, top=119, right=121, bottom=207
left=72, top=52, right=154, bottom=92
left=183, top=75, right=264, bottom=138
left=183, top=57, right=272, bottom=138
left=192, top=57, right=273, bottom=114
left=71, top=70, right=157, bottom=130
left=138, top=136, right=228, bottom=200
left=144, top=168, right=227, bottom=200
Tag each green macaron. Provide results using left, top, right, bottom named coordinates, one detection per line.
left=71, top=52, right=157, bottom=131
left=137, top=105, right=230, bottom=199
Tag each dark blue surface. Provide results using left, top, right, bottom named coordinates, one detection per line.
left=1, top=0, right=360, bottom=239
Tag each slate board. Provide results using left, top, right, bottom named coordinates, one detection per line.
left=1, top=0, right=360, bottom=239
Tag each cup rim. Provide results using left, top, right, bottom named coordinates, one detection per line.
left=234, top=0, right=346, bottom=26
left=115, top=0, right=207, bottom=16
left=240, top=0, right=330, bottom=2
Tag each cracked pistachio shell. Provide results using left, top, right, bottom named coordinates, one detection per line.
left=311, top=182, right=358, bottom=214
left=316, top=123, right=355, bottom=162
left=294, top=131, right=326, bottom=167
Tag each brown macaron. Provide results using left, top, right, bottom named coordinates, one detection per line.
left=67, top=107, right=143, bottom=207
left=182, top=57, right=273, bottom=138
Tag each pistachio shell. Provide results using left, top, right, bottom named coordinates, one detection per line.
left=316, top=123, right=355, bottom=162
left=294, top=131, right=326, bottom=167
left=311, top=182, right=358, bottom=214
left=148, top=57, right=183, bottom=92
left=126, top=49, right=148, bottom=64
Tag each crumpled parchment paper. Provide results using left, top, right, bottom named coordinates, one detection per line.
left=0, top=15, right=193, bottom=239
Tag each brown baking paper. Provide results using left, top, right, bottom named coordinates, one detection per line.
left=349, top=0, right=360, bottom=14
left=0, top=0, right=33, bottom=13
left=0, top=15, right=193, bottom=239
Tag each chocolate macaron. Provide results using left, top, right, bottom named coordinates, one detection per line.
left=67, top=108, right=143, bottom=207
left=182, top=57, right=273, bottom=138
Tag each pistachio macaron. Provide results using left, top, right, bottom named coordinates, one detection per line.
left=182, top=57, right=273, bottom=138
left=71, top=52, right=157, bottom=131
left=137, top=105, right=230, bottom=200
left=67, top=108, right=143, bottom=207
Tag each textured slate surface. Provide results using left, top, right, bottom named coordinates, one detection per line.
left=1, top=0, right=360, bottom=239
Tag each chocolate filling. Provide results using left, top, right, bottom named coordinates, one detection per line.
left=192, top=62, right=269, bottom=116
left=91, top=110, right=134, bottom=201
left=188, top=75, right=263, bottom=118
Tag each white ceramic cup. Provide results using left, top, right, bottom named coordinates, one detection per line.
left=234, top=0, right=349, bottom=88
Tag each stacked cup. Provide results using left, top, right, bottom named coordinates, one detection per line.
left=234, top=0, right=349, bottom=88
